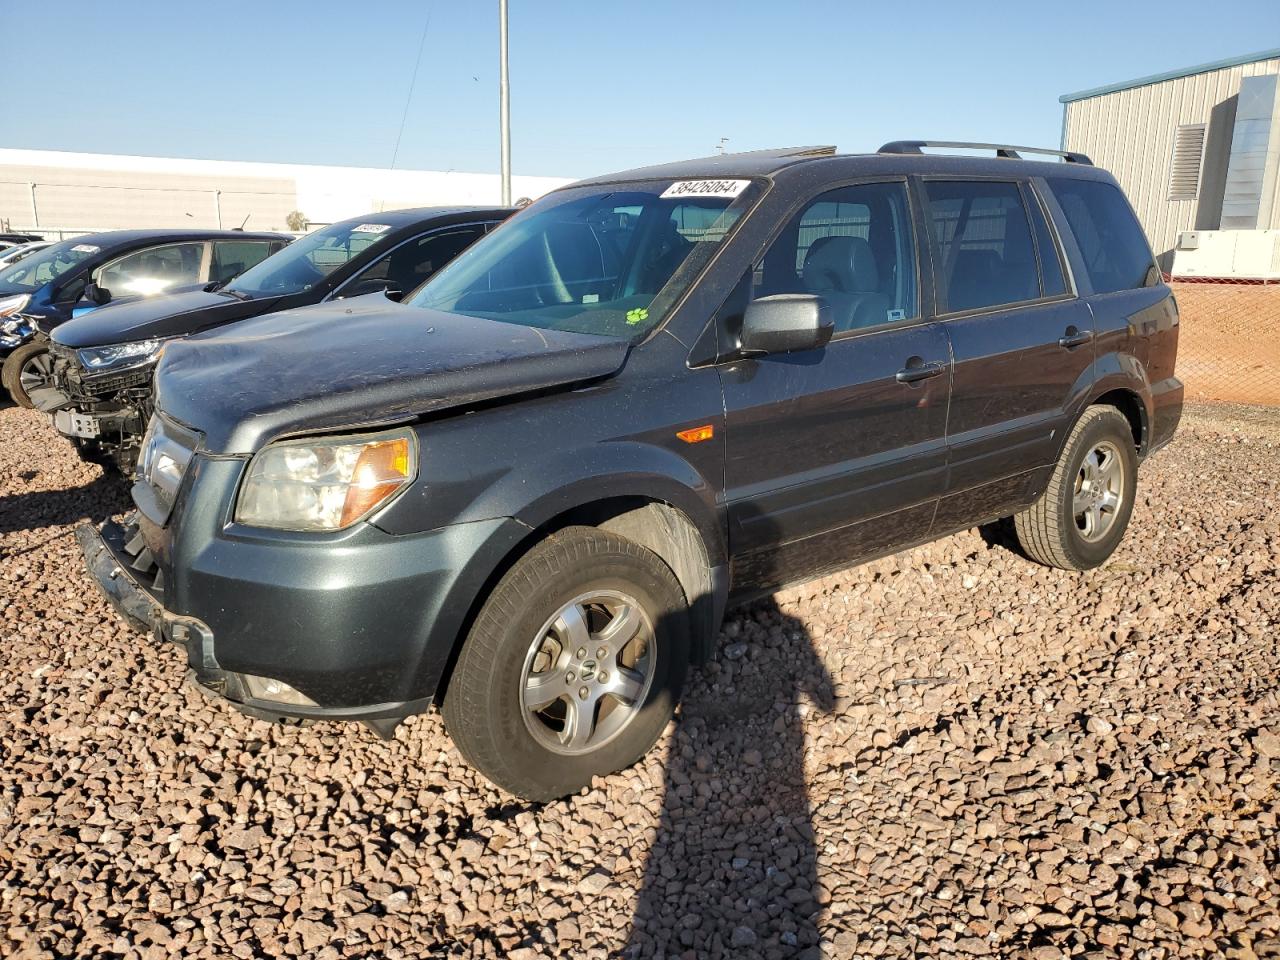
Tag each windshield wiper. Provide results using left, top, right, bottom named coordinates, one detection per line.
left=217, top=288, right=254, bottom=301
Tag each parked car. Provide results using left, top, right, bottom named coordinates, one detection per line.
left=79, top=142, right=1182, bottom=800
left=40, top=207, right=510, bottom=470
left=0, top=229, right=289, bottom=405
left=0, top=232, right=44, bottom=245
left=0, top=241, right=50, bottom=270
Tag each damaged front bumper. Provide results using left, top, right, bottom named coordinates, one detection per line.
left=76, top=517, right=429, bottom=736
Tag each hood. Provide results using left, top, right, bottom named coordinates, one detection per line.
left=155, top=298, right=630, bottom=454
left=52, top=289, right=282, bottom=348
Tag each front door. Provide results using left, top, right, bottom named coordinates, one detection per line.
left=718, top=180, right=950, bottom=597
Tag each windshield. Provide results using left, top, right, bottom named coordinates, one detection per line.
left=227, top=221, right=392, bottom=297
left=408, top=179, right=760, bottom=337
left=0, top=238, right=98, bottom=294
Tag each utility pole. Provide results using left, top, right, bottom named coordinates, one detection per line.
left=498, top=0, right=512, bottom=205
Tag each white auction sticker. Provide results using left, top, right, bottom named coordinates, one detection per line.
left=71, top=244, right=101, bottom=254
left=660, top=179, right=750, bottom=200
left=351, top=223, right=391, bottom=234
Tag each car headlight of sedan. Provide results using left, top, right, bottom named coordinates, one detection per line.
left=235, top=428, right=417, bottom=532
left=0, top=294, right=30, bottom=320
left=77, top=339, right=165, bottom=373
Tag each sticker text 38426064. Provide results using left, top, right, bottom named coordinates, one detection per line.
left=659, top=180, right=750, bottom=200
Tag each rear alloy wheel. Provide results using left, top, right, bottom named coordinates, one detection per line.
left=1013, top=405, right=1138, bottom=570
left=2, top=341, right=53, bottom=408
left=442, top=526, right=689, bottom=800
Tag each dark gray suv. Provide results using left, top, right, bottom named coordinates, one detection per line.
left=80, top=142, right=1182, bottom=800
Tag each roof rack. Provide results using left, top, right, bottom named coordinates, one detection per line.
left=877, top=140, right=1093, bottom=165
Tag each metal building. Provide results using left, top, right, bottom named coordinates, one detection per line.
left=1061, top=48, right=1280, bottom=272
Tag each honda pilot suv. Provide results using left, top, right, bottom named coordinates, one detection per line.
left=80, top=142, right=1182, bottom=800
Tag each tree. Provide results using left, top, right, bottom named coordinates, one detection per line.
left=285, top=210, right=308, bottom=232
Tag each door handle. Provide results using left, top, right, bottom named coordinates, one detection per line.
left=1058, top=328, right=1094, bottom=349
left=895, top=359, right=946, bottom=384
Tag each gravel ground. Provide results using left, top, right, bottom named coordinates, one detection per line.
left=2, top=401, right=1279, bottom=959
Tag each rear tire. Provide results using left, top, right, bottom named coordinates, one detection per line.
left=2, top=340, right=52, bottom=408
left=442, top=526, right=689, bottom=801
left=1013, top=405, right=1138, bottom=570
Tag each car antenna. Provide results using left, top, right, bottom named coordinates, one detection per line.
left=235, top=213, right=251, bottom=232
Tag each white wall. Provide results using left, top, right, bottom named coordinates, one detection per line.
left=0, top=148, right=573, bottom=233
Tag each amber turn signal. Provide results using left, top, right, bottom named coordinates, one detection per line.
left=340, top=438, right=413, bottom=526
left=676, top=424, right=714, bottom=444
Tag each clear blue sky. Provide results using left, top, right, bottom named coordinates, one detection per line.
left=4, top=0, right=1277, bottom=178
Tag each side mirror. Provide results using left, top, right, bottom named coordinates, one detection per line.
left=340, top=277, right=402, bottom=300
left=740, top=294, right=833, bottom=356
left=84, top=281, right=111, bottom=306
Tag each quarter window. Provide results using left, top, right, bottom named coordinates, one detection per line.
left=924, top=181, right=1040, bottom=313
left=755, top=181, right=917, bottom=333
left=1047, top=179, right=1158, bottom=294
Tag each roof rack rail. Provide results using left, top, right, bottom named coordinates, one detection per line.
left=877, top=140, right=1093, bottom=165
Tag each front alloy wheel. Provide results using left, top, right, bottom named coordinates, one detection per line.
left=520, top=590, right=657, bottom=755
left=2, top=341, right=53, bottom=408
left=443, top=526, right=689, bottom=801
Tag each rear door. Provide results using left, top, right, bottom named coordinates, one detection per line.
left=719, top=179, right=951, bottom=596
left=920, top=177, right=1096, bottom=531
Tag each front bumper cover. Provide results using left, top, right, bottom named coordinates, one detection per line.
left=77, top=518, right=432, bottom=729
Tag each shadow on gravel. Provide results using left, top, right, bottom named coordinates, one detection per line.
left=0, top=472, right=125, bottom=540
left=625, top=598, right=833, bottom=958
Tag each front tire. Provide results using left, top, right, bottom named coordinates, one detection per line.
left=442, top=526, right=689, bottom=801
left=2, top=340, right=53, bottom=408
left=1014, top=405, right=1138, bottom=570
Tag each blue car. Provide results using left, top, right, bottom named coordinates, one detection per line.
left=0, top=228, right=288, bottom=405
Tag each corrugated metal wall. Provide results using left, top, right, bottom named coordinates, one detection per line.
left=1064, top=56, right=1280, bottom=268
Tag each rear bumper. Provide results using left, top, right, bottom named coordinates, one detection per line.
left=1146, top=375, right=1183, bottom=457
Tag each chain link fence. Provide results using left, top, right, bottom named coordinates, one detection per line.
left=1172, top=281, right=1280, bottom=406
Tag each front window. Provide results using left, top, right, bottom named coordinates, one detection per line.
left=226, top=221, right=393, bottom=297
left=0, top=239, right=97, bottom=294
left=96, top=242, right=205, bottom=297
left=408, top=179, right=762, bottom=337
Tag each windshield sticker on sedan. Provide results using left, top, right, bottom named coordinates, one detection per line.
left=71, top=244, right=101, bottom=254
left=625, top=307, right=649, bottom=325
left=351, top=223, right=391, bottom=234
left=660, top=179, right=750, bottom=200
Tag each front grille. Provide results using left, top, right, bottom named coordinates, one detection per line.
left=138, top=414, right=200, bottom=522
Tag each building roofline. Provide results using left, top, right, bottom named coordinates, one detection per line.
left=1059, top=47, right=1280, bottom=104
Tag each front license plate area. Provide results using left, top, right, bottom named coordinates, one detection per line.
left=54, top=409, right=101, bottom=439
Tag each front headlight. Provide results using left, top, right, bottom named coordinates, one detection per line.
left=0, top=294, right=30, bottom=319
left=235, top=428, right=417, bottom=531
left=77, top=339, right=165, bottom=373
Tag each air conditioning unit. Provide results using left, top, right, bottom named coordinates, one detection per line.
left=1172, top=229, right=1280, bottom=280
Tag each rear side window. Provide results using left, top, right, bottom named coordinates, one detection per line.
left=1047, top=179, right=1157, bottom=294
left=755, top=181, right=917, bottom=333
left=923, top=181, right=1040, bottom=313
